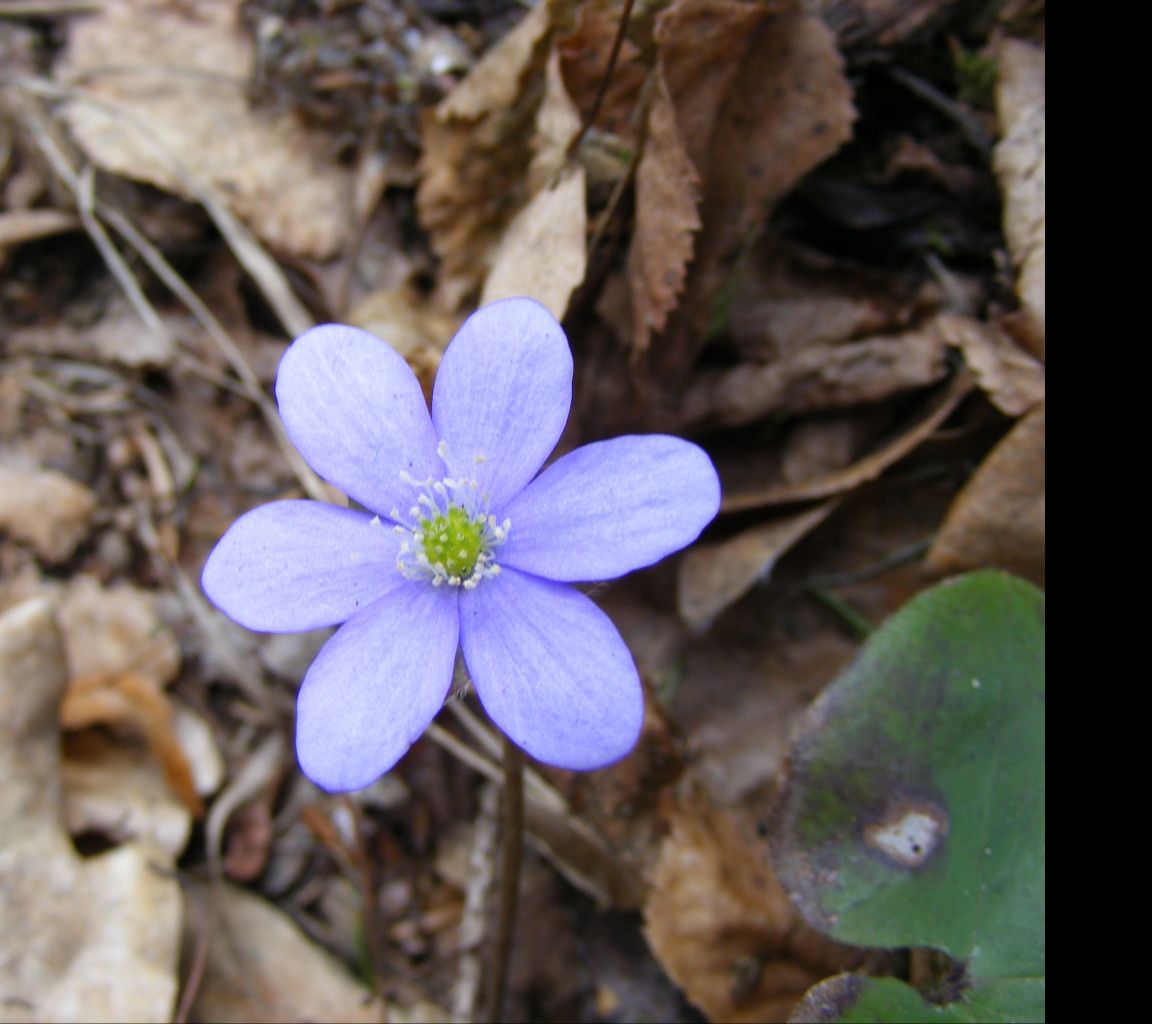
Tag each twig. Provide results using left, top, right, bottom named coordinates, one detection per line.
left=343, top=795, right=383, bottom=998
left=171, top=873, right=211, bottom=1024
left=451, top=781, right=501, bottom=1024
left=566, top=0, right=637, bottom=158
left=482, top=738, right=524, bottom=1024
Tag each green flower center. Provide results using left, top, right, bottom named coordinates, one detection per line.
left=419, top=503, right=486, bottom=580
left=393, top=449, right=510, bottom=589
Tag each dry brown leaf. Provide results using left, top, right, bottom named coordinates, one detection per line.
left=481, top=165, right=588, bottom=320
left=526, top=44, right=585, bottom=191
left=994, top=39, right=1045, bottom=359
left=644, top=784, right=863, bottom=1022
left=682, top=321, right=951, bottom=430
left=480, top=49, right=588, bottom=319
left=417, top=0, right=577, bottom=307
left=557, top=0, right=646, bottom=139
left=926, top=403, right=1044, bottom=586
left=0, top=208, right=80, bottom=251
left=0, top=464, right=96, bottom=563
left=935, top=313, right=1044, bottom=415
left=0, top=598, right=181, bottom=1023
left=56, top=576, right=203, bottom=817
left=654, top=0, right=767, bottom=174
left=724, top=234, right=934, bottom=363
left=649, top=0, right=855, bottom=382
left=183, top=881, right=388, bottom=1023
left=808, top=0, right=967, bottom=48
left=677, top=502, right=838, bottom=632
left=61, top=730, right=194, bottom=857
left=626, top=67, right=702, bottom=349
left=6, top=295, right=181, bottom=367
left=721, top=370, right=972, bottom=510
left=56, top=0, right=354, bottom=259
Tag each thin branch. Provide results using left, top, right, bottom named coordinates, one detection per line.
left=482, top=738, right=524, bottom=1024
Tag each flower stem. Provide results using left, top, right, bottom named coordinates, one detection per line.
left=482, top=737, right=524, bottom=1023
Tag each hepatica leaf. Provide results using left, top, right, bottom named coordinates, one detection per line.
left=771, top=571, right=1044, bottom=1023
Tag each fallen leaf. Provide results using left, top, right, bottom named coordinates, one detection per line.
left=935, top=313, right=1044, bottom=415
left=57, top=0, right=355, bottom=258
left=677, top=501, right=839, bottom=632
left=926, top=403, right=1044, bottom=586
left=994, top=39, right=1045, bottom=359
left=481, top=165, right=588, bottom=320
left=61, top=730, right=193, bottom=857
left=682, top=320, right=951, bottom=430
left=644, top=784, right=865, bottom=1023
left=0, top=464, right=96, bottom=563
left=56, top=576, right=203, bottom=817
left=182, top=881, right=388, bottom=1023
left=626, top=67, right=702, bottom=349
left=480, top=49, right=588, bottom=319
left=417, top=0, right=576, bottom=306
left=720, top=370, right=972, bottom=510
left=647, top=0, right=855, bottom=382
left=5, top=296, right=181, bottom=368
left=558, top=0, right=646, bottom=139
left=0, top=598, right=181, bottom=1023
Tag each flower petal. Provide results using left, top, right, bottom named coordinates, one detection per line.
left=202, top=501, right=406, bottom=631
left=499, top=435, right=720, bottom=581
left=459, top=569, right=642, bottom=770
left=431, top=298, right=572, bottom=509
left=276, top=324, right=441, bottom=516
left=296, top=581, right=460, bottom=792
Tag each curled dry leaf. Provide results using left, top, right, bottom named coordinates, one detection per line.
left=56, top=0, right=355, bottom=259
left=994, top=39, right=1046, bottom=359
left=0, top=464, right=96, bottom=564
left=935, top=313, right=1044, bottom=416
left=0, top=599, right=181, bottom=1023
left=56, top=576, right=205, bottom=817
left=644, top=784, right=866, bottom=1023
left=927, top=403, right=1045, bottom=586
left=648, top=0, right=855, bottom=380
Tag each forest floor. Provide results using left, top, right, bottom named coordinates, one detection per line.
left=0, top=1, right=1043, bottom=1021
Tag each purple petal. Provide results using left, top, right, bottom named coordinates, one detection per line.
left=276, top=324, right=441, bottom=516
left=499, top=435, right=720, bottom=581
left=431, top=298, right=572, bottom=509
left=296, top=581, right=460, bottom=792
left=202, top=501, right=406, bottom=631
left=459, top=569, right=642, bottom=770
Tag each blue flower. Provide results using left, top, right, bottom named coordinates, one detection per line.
left=202, top=298, right=720, bottom=791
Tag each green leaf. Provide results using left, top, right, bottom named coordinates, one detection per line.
left=771, top=571, right=1044, bottom=1022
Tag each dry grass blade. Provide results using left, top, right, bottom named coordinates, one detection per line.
left=6, top=73, right=312, bottom=335
left=12, top=83, right=328, bottom=502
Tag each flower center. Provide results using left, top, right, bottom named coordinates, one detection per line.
left=392, top=445, right=509, bottom=590
left=420, top=503, right=486, bottom=580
